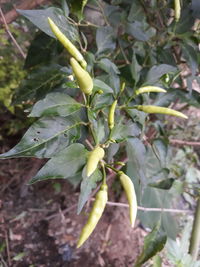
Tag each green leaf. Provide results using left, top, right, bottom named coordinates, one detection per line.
left=125, top=21, right=156, bottom=42
left=17, top=7, right=79, bottom=42
left=128, top=0, right=145, bottom=22
left=94, top=93, right=114, bottom=111
left=140, top=187, right=178, bottom=238
left=62, top=0, right=69, bottom=17
left=69, top=0, right=88, bottom=20
left=93, top=78, right=113, bottom=93
left=107, top=143, right=120, bottom=163
left=97, top=58, right=120, bottom=74
left=144, top=64, right=177, bottom=85
left=110, top=121, right=141, bottom=142
left=151, top=139, right=169, bottom=168
left=13, top=252, right=26, bottom=261
left=134, top=223, right=167, bottom=267
left=166, top=222, right=200, bottom=267
left=96, top=26, right=116, bottom=55
left=29, top=143, right=87, bottom=184
left=130, top=52, right=142, bottom=84
left=153, top=90, right=178, bottom=107
left=29, top=93, right=82, bottom=117
left=24, top=32, right=61, bottom=69
left=126, top=137, right=146, bottom=184
left=0, top=116, right=81, bottom=159
left=77, top=167, right=102, bottom=214
left=148, top=178, right=175, bottom=190
left=13, top=64, right=65, bottom=104
left=191, top=0, right=200, bottom=19
left=153, top=255, right=162, bottom=267
left=126, top=109, right=147, bottom=128
left=181, top=43, right=198, bottom=76
left=127, top=162, right=178, bottom=239
left=174, top=7, right=195, bottom=34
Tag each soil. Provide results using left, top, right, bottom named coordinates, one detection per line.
left=0, top=143, right=146, bottom=267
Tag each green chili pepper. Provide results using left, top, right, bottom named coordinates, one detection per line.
left=47, top=17, right=87, bottom=69
left=174, top=0, right=181, bottom=22
left=135, top=86, right=166, bottom=95
left=77, top=184, right=108, bottom=248
left=135, top=105, right=188, bottom=119
left=118, top=171, right=137, bottom=227
left=86, top=146, right=105, bottom=177
left=108, top=100, right=117, bottom=130
left=70, top=57, right=93, bottom=95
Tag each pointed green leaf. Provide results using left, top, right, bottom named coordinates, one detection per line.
left=0, top=116, right=81, bottom=159
left=110, top=120, right=141, bottom=142
left=96, top=26, right=116, bottom=55
left=29, top=143, right=87, bottom=184
left=126, top=137, right=146, bottom=184
left=13, top=64, right=65, bottom=104
left=62, top=0, right=69, bottom=17
left=144, top=64, right=177, bottom=85
left=97, top=58, right=120, bottom=74
left=93, top=78, right=113, bottom=93
left=29, top=93, right=82, bottom=117
left=24, top=32, right=60, bottom=69
left=17, top=7, right=79, bottom=42
left=77, top=167, right=102, bottom=214
left=125, top=21, right=156, bottom=41
left=148, top=178, right=175, bottom=190
left=134, top=223, right=167, bottom=267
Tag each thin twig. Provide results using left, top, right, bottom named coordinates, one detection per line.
left=170, top=139, right=200, bottom=147
left=85, top=139, right=94, bottom=150
left=45, top=203, right=77, bottom=220
left=96, top=0, right=109, bottom=26
left=0, top=254, right=8, bottom=267
left=4, top=229, right=11, bottom=266
left=105, top=200, right=192, bottom=214
left=0, top=7, right=26, bottom=59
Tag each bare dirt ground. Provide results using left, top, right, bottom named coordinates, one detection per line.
left=0, top=143, right=145, bottom=267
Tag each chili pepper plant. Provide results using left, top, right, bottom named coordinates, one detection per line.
left=1, top=0, right=200, bottom=265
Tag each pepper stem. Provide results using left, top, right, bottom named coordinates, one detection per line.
left=105, top=164, right=120, bottom=174
left=101, top=162, right=107, bottom=185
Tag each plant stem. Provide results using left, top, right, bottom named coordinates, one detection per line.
left=101, top=162, right=107, bottom=185
left=189, top=198, right=200, bottom=260
left=105, top=164, right=120, bottom=174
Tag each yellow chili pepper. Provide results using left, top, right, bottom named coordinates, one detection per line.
left=47, top=17, right=87, bottom=69
left=77, top=183, right=108, bottom=248
left=70, top=57, right=93, bottom=95
left=86, top=146, right=105, bottom=177
left=135, top=105, right=188, bottom=119
left=135, top=86, right=167, bottom=95
left=174, top=0, right=181, bottom=22
left=108, top=100, right=117, bottom=130
left=118, top=171, right=137, bottom=227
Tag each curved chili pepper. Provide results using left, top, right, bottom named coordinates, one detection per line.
left=108, top=100, right=117, bottom=130
left=77, top=184, right=108, bottom=248
left=86, top=146, right=105, bottom=177
left=119, top=171, right=137, bottom=227
left=135, top=86, right=166, bottom=95
left=70, top=57, right=93, bottom=95
left=135, top=105, right=188, bottom=119
left=48, top=17, right=87, bottom=69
